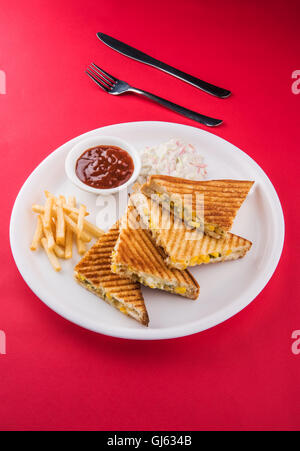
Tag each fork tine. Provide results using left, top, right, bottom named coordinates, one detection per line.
left=91, top=63, right=117, bottom=83
left=90, top=64, right=114, bottom=86
left=87, top=65, right=112, bottom=88
left=86, top=70, right=109, bottom=92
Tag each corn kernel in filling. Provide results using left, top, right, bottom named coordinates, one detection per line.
left=210, top=252, right=220, bottom=258
left=190, top=256, right=198, bottom=265
left=199, top=255, right=210, bottom=264
left=206, top=224, right=215, bottom=231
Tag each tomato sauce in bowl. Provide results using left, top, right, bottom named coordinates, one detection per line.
left=75, top=145, right=134, bottom=189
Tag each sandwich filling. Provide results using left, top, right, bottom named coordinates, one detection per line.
left=166, top=248, right=249, bottom=270
left=111, top=263, right=197, bottom=299
left=75, top=272, right=143, bottom=322
left=131, top=193, right=252, bottom=272
left=141, top=177, right=255, bottom=240
left=110, top=208, right=200, bottom=301
left=143, top=187, right=225, bottom=239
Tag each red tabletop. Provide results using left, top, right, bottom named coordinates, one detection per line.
left=1, top=0, right=299, bottom=431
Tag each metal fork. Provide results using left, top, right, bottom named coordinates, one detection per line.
left=86, top=63, right=222, bottom=127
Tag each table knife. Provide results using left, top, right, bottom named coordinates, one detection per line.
left=97, top=32, right=231, bottom=99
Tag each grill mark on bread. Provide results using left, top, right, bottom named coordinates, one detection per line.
left=131, top=193, right=252, bottom=270
left=74, top=223, right=149, bottom=325
left=112, top=206, right=199, bottom=299
left=142, top=176, right=254, bottom=232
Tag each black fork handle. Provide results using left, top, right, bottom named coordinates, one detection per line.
left=129, top=87, right=222, bottom=127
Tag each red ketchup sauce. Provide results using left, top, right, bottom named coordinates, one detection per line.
left=75, top=145, right=134, bottom=189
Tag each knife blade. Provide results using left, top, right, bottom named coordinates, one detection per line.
left=97, top=32, right=231, bottom=99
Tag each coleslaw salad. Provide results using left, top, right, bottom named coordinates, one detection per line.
left=138, top=138, right=207, bottom=183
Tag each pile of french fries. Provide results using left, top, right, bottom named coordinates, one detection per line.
left=30, top=191, right=104, bottom=271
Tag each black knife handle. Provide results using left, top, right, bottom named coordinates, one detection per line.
left=129, top=87, right=222, bottom=127
left=150, top=60, right=231, bottom=99
left=98, top=33, right=231, bottom=99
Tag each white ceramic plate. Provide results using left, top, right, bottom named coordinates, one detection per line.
left=10, top=122, right=285, bottom=340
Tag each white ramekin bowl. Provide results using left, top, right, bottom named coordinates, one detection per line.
left=65, top=135, right=141, bottom=195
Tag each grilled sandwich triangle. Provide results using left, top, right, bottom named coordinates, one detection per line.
left=74, top=223, right=149, bottom=326
left=111, top=206, right=199, bottom=300
left=141, top=175, right=254, bottom=239
left=131, top=191, right=252, bottom=270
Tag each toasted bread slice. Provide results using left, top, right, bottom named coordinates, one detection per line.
left=111, top=207, right=199, bottom=300
left=74, top=224, right=149, bottom=326
left=131, top=192, right=252, bottom=270
left=141, top=175, right=254, bottom=239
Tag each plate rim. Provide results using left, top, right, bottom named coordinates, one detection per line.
left=9, top=121, right=285, bottom=340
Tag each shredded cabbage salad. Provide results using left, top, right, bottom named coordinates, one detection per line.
left=138, top=138, right=207, bottom=183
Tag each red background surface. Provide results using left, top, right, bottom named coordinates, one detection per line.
left=1, top=0, right=299, bottom=431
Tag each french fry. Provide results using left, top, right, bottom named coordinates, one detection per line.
left=32, top=204, right=59, bottom=217
left=44, top=190, right=58, bottom=200
left=41, top=215, right=55, bottom=249
left=50, top=217, right=56, bottom=235
left=64, top=228, right=73, bottom=259
left=32, top=204, right=43, bottom=214
left=64, top=196, right=75, bottom=259
left=69, top=212, right=104, bottom=238
left=56, top=200, right=65, bottom=246
left=59, top=195, right=66, bottom=206
left=76, top=236, right=86, bottom=255
left=43, top=196, right=53, bottom=228
left=30, top=215, right=43, bottom=251
left=50, top=219, right=59, bottom=253
left=33, top=203, right=89, bottom=218
left=68, top=196, right=76, bottom=208
left=48, top=215, right=64, bottom=258
left=53, top=243, right=65, bottom=259
left=41, top=238, right=61, bottom=272
left=64, top=214, right=91, bottom=242
left=44, top=190, right=52, bottom=198
left=77, top=205, right=86, bottom=238
left=63, top=205, right=89, bottom=216
left=32, top=191, right=101, bottom=264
